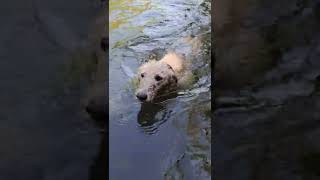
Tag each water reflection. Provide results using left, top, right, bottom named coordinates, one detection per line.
left=137, top=91, right=179, bottom=134
left=137, top=103, right=164, bottom=127
left=137, top=103, right=170, bottom=134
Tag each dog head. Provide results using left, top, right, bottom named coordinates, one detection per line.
left=135, top=61, right=178, bottom=102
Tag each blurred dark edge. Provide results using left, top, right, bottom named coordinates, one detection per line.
left=0, top=0, right=109, bottom=179
left=213, top=0, right=320, bottom=179
left=211, top=0, right=215, bottom=179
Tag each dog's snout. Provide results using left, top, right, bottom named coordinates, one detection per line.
left=136, top=92, right=147, bottom=101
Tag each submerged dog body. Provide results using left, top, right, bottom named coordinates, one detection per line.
left=135, top=52, right=189, bottom=102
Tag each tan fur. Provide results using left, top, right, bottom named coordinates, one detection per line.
left=159, top=52, right=184, bottom=74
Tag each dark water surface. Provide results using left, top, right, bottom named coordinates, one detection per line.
left=109, top=0, right=211, bottom=179
left=0, top=0, right=104, bottom=179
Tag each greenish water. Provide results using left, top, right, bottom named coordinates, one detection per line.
left=109, top=0, right=211, bottom=179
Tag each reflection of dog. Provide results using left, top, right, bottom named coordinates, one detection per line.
left=135, top=52, right=186, bottom=102
left=137, top=103, right=164, bottom=127
left=137, top=102, right=173, bottom=134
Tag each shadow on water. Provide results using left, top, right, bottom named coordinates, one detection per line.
left=138, top=103, right=165, bottom=130
left=137, top=103, right=170, bottom=134
left=137, top=92, right=178, bottom=134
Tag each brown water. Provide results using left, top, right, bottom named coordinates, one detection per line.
left=109, top=0, right=211, bottom=179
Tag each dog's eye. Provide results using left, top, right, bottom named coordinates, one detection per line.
left=141, top=73, right=145, bottom=78
left=155, top=75, right=163, bottom=81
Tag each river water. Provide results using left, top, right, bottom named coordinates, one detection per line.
left=109, top=0, right=211, bottom=179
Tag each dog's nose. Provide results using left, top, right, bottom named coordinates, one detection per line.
left=136, top=92, right=147, bottom=101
